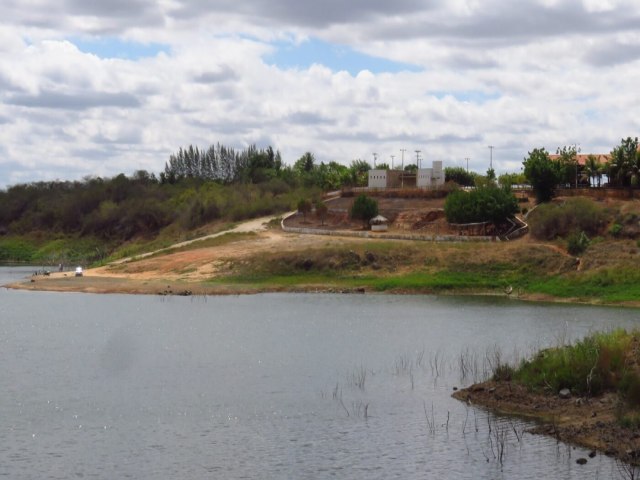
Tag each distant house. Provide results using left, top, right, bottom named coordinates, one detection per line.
left=549, top=153, right=610, bottom=187
left=368, top=161, right=445, bottom=189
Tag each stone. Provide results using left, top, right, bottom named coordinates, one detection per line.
left=588, top=451, right=596, bottom=458
left=559, top=388, right=571, bottom=399
left=576, top=458, right=587, bottom=465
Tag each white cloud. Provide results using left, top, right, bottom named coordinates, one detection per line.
left=0, top=0, right=639, bottom=187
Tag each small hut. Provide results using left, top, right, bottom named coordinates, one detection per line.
left=370, top=215, right=389, bottom=232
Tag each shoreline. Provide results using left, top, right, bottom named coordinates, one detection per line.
left=453, top=380, right=640, bottom=465
left=5, top=273, right=640, bottom=309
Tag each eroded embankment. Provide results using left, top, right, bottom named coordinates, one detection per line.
left=453, top=381, right=640, bottom=464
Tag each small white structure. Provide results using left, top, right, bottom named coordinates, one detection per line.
left=369, top=215, right=389, bottom=232
left=75, top=266, right=83, bottom=277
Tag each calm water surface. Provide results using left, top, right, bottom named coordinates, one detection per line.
left=1, top=266, right=639, bottom=479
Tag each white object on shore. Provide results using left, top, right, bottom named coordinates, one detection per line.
left=75, top=267, right=83, bottom=277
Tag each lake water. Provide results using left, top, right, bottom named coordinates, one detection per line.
left=1, top=266, right=639, bottom=479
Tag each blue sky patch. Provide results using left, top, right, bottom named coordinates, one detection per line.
left=266, top=38, right=421, bottom=75
left=430, top=90, right=501, bottom=103
left=69, top=37, right=169, bottom=60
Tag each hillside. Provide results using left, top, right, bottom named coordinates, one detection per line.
left=7, top=194, right=640, bottom=306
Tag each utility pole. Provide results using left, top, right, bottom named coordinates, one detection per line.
left=465, top=157, right=470, bottom=173
left=415, top=150, right=421, bottom=169
left=400, top=148, right=406, bottom=188
left=488, top=145, right=494, bottom=170
left=391, top=155, right=395, bottom=170
left=373, top=152, right=378, bottom=168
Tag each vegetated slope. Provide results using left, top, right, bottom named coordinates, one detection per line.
left=525, top=196, right=640, bottom=303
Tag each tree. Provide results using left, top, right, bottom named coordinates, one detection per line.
left=350, top=194, right=378, bottom=229
left=444, top=186, right=519, bottom=224
left=523, top=148, right=562, bottom=203
left=444, top=167, right=475, bottom=187
left=498, top=172, right=527, bottom=188
left=315, top=202, right=328, bottom=226
left=297, top=199, right=312, bottom=222
left=349, top=159, right=372, bottom=187
left=583, top=154, right=600, bottom=187
left=375, top=163, right=390, bottom=170
left=556, top=145, right=580, bottom=187
left=294, top=152, right=316, bottom=173
left=608, top=137, right=640, bottom=188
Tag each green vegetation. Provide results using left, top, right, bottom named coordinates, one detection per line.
left=608, top=137, right=640, bottom=188
left=526, top=267, right=640, bottom=303
left=444, top=166, right=475, bottom=187
left=500, top=329, right=640, bottom=406
left=350, top=195, right=379, bottom=228
left=566, top=231, right=590, bottom=255
left=523, top=147, right=562, bottom=203
left=528, top=197, right=607, bottom=240
left=297, top=199, right=312, bottom=221
left=444, top=186, right=518, bottom=224
left=498, top=172, right=527, bottom=188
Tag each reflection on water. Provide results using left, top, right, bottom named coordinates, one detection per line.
left=1, top=267, right=637, bottom=479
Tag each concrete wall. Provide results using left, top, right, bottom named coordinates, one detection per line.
left=281, top=212, right=494, bottom=243
left=368, top=169, right=388, bottom=188
left=416, top=168, right=433, bottom=188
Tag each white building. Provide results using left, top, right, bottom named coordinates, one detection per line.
left=368, top=161, right=444, bottom=189
left=416, top=161, right=444, bottom=188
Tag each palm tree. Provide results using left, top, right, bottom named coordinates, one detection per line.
left=609, top=137, right=639, bottom=188
left=583, top=154, right=599, bottom=187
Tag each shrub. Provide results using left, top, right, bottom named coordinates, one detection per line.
left=350, top=195, right=379, bottom=228
left=493, top=363, right=515, bottom=382
left=620, top=372, right=640, bottom=406
left=609, top=223, right=623, bottom=237
left=567, top=231, right=590, bottom=255
left=528, top=197, right=606, bottom=240
left=297, top=199, right=312, bottom=221
left=513, top=330, right=632, bottom=396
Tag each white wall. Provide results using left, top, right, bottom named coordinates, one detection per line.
left=368, top=169, right=388, bottom=188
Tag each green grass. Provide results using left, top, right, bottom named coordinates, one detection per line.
left=527, top=267, right=640, bottom=303
left=216, top=267, right=521, bottom=293
left=508, top=329, right=634, bottom=397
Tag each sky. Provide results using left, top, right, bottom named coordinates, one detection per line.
left=1, top=0, right=639, bottom=187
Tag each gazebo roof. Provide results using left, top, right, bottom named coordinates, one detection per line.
left=369, top=215, right=389, bottom=225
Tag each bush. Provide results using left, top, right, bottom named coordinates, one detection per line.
left=620, top=372, right=640, bottom=406
left=350, top=195, right=379, bottom=228
left=444, top=167, right=475, bottom=187
left=567, top=231, right=590, bottom=255
left=513, top=330, right=632, bottom=396
left=528, top=197, right=607, bottom=240
left=444, top=186, right=519, bottom=224
left=609, top=223, right=623, bottom=237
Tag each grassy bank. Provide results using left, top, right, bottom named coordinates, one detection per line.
left=497, top=330, right=640, bottom=405
left=212, top=240, right=567, bottom=293
left=206, top=235, right=640, bottom=305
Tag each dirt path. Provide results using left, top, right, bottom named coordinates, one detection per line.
left=111, top=213, right=289, bottom=265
